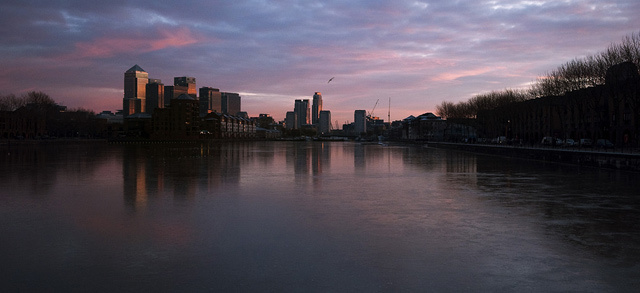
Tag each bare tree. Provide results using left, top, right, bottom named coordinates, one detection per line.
left=24, top=91, right=56, bottom=105
left=0, top=94, right=26, bottom=111
left=530, top=31, right=640, bottom=98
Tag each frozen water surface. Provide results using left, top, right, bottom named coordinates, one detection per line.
left=1, top=141, right=639, bottom=292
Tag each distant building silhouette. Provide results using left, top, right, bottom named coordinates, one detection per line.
left=117, top=64, right=253, bottom=140
left=312, top=92, right=322, bottom=125
left=319, top=110, right=331, bottom=134
left=285, top=111, right=296, bottom=129
left=400, top=113, right=447, bottom=140
left=354, top=110, right=367, bottom=134
left=201, top=112, right=255, bottom=139
left=222, top=92, right=241, bottom=116
left=199, top=87, right=222, bottom=116
left=164, top=85, right=174, bottom=107
left=294, top=99, right=310, bottom=129
left=174, top=76, right=197, bottom=98
left=145, top=78, right=164, bottom=115
left=151, top=94, right=200, bottom=140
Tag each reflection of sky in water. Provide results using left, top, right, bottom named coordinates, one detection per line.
left=1, top=142, right=639, bottom=292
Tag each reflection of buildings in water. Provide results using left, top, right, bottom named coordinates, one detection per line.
left=353, top=144, right=365, bottom=172
left=198, top=142, right=242, bottom=193
left=312, top=142, right=331, bottom=175
left=284, top=142, right=332, bottom=189
left=354, top=144, right=386, bottom=172
left=123, top=146, right=151, bottom=209
left=312, top=142, right=331, bottom=188
left=445, top=151, right=477, bottom=173
left=292, top=142, right=331, bottom=176
left=444, top=151, right=478, bottom=187
left=253, top=141, right=276, bottom=167
left=1, top=145, right=58, bottom=196
left=123, top=144, right=242, bottom=209
left=289, top=142, right=310, bottom=176
left=0, top=143, right=111, bottom=196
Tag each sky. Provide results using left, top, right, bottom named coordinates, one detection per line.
left=1, top=0, right=639, bottom=124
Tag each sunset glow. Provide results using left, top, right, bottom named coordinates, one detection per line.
left=1, top=0, right=639, bottom=123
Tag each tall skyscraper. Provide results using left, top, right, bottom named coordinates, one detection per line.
left=312, top=92, right=322, bottom=125
left=146, top=78, right=164, bottom=115
left=163, top=86, right=174, bottom=107
left=294, top=99, right=310, bottom=129
left=123, top=64, right=148, bottom=116
left=222, top=92, right=241, bottom=115
left=354, top=110, right=367, bottom=134
left=199, top=87, right=222, bottom=116
left=319, top=110, right=331, bottom=134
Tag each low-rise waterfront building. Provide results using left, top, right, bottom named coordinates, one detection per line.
left=478, top=62, right=640, bottom=147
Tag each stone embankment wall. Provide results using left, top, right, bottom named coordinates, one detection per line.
left=427, top=142, right=640, bottom=172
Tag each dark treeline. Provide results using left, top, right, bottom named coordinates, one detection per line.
left=437, top=31, right=640, bottom=119
left=0, top=91, right=57, bottom=111
left=1, top=91, right=100, bottom=139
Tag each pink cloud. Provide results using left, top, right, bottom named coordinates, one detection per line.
left=72, top=26, right=200, bottom=58
left=432, top=67, right=498, bottom=81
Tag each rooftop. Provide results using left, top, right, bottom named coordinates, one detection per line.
left=126, top=64, right=146, bottom=73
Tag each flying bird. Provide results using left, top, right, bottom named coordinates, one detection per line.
left=328, top=77, right=334, bottom=83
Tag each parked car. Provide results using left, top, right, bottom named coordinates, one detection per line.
left=541, top=137, right=562, bottom=146
left=492, top=136, right=507, bottom=144
left=563, top=138, right=577, bottom=147
left=579, top=138, right=593, bottom=148
left=596, top=139, right=614, bottom=149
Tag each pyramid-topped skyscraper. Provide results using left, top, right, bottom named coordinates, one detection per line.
left=123, top=64, right=149, bottom=116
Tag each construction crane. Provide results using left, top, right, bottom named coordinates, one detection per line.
left=368, top=99, right=379, bottom=118
left=388, top=97, right=390, bottom=123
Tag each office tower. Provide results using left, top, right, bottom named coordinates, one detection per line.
left=294, top=99, right=310, bottom=129
left=164, top=86, right=174, bottom=107
left=174, top=76, right=197, bottom=98
left=354, top=110, right=367, bottom=134
left=286, top=111, right=297, bottom=129
left=222, top=92, right=241, bottom=115
left=123, top=99, right=141, bottom=117
left=123, top=64, right=148, bottom=116
left=312, top=92, right=322, bottom=125
left=319, top=110, right=331, bottom=134
left=199, top=87, right=222, bottom=116
left=146, top=78, right=164, bottom=115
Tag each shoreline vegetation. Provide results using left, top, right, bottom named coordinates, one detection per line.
left=435, top=32, right=640, bottom=120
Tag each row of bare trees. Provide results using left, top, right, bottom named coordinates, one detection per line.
left=437, top=31, right=640, bottom=119
left=436, top=89, right=531, bottom=119
left=1, top=91, right=102, bottom=139
left=1, top=91, right=96, bottom=114
left=0, top=91, right=56, bottom=111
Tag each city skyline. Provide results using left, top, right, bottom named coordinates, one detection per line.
left=1, top=1, right=640, bottom=124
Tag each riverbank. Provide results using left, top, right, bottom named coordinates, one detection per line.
left=0, top=138, right=108, bottom=145
left=426, top=141, right=640, bottom=172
